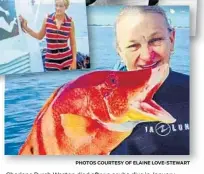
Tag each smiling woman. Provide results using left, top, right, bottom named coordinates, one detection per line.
left=115, top=6, right=175, bottom=71
left=111, top=6, right=190, bottom=155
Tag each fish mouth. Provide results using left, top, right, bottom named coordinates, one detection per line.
left=119, top=64, right=176, bottom=124
left=103, top=99, right=175, bottom=132
left=127, top=99, right=176, bottom=124
left=138, top=60, right=161, bottom=70
left=104, top=99, right=175, bottom=132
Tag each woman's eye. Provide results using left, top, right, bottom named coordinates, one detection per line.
left=56, top=4, right=64, bottom=8
left=127, top=43, right=140, bottom=51
left=149, top=38, right=164, bottom=46
left=109, top=76, right=118, bottom=86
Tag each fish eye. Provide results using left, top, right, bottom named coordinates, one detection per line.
left=106, top=73, right=118, bottom=87
left=110, top=78, right=116, bottom=84
left=103, top=73, right=118, bottom=98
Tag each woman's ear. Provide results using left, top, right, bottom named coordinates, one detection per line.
left=116, top=43, right=126, bottom=65
left=169, top=28, right=176, bottom=52
left=116, top=42, right=122, bottom=57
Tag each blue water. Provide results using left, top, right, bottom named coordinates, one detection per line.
left=5, top=20, right=190, bottom=155
left=5, top=70, right=89, bottom=155
left=89, top=26, right=190, bottom=74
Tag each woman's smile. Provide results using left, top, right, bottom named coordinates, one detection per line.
left=138, top=60, right=161, bottom=69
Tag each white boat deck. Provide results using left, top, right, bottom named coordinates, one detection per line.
left=0, top=50, right=31, bottom=75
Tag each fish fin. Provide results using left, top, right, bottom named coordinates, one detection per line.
left=35, top=87, right=62, bottom=121
left=60, top=114, right=91, bottom=137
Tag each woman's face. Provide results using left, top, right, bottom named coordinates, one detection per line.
left=116, top=13, right=175, bottom=71
left=55, top=0, right=67, bottom=15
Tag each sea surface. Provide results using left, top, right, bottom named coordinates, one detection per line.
left=89, top=26, right=190, bottom=74
left=5, top=10, right=190, bottom=155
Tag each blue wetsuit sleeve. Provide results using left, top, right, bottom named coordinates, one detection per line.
left=113, top=60, right=127, bottom=71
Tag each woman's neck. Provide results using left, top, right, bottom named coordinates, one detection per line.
left=55, top=13, right=65, bottom=21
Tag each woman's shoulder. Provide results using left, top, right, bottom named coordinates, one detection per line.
left=42, top=13, right=53, bottom=23
left=65, top=13, right=72, bottom=22
left=154, top=70, right=189, bottom=104
left=46, top=13, right=55, bottom=18
left=169, top=70, right=189, bottom=87
left=113, top=60, right=127, bottom=71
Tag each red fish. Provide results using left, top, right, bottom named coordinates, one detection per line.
left=19, top=64, right=176, bottom=155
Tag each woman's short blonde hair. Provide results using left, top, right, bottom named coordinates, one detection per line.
left=63, top=0, right=70, bottom=9
left=116, top=6, right=172, bottom=33
left=115, top=6, right=173, bottom=49
left=55, top=0, right=70, bottom=9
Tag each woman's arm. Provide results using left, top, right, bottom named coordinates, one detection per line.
left=70, top=20, right=77, bottom=70
left=19, top=15, right=46, bottom=40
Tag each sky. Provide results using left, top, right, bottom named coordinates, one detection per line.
left=87, top=5, right=190, bottom=27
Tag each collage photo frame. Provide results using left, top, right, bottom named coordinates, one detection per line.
left=3, top=0, right=195, bottom=155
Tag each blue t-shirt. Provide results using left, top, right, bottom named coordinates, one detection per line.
left=111, top=61, right=190, bottom=155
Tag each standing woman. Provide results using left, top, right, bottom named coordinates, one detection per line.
left=19, top=0, right=77, bottom=71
